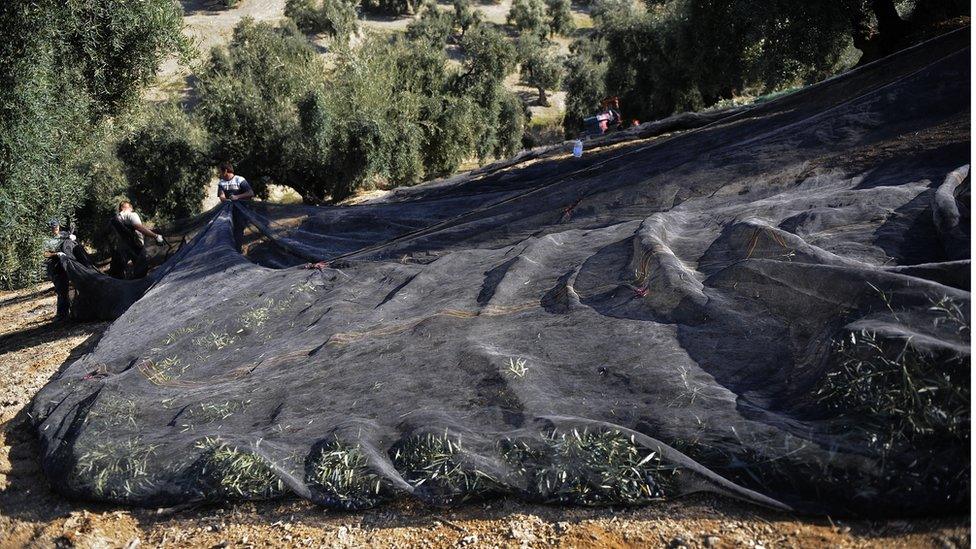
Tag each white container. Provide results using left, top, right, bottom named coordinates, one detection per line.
left=572, top=139, right=583, bottom=158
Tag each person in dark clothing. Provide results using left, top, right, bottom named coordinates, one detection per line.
left=43, top=219, right=75, bottom=321
left=216, top=162, right=255, bottom=253
left=109, top=201, right=164, bottom=279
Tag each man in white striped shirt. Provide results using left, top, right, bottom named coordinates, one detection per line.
left=217, top=162, right=254, bottom=252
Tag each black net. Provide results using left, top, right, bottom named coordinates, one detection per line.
left=32, top=29, right=970, bottom=516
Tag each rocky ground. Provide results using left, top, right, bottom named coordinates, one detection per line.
left=0, top=284, right=969, bottom=548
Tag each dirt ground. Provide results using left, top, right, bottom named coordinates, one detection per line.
left=0, top=285, right=968, bottom=548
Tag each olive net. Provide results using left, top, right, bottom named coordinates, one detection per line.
left=33, top=29, right=970, bottom=516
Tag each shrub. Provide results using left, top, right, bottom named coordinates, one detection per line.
left=116, top=104, right=212, bottom=224
left=285, top=0, right=358, bottom=42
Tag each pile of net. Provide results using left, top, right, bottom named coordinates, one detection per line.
left=33, top=29, right=970, bottom=516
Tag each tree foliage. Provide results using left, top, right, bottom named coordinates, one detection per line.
left=507, top=0, right=549, bottom=36
left=458, top=25, right=518, bottom=89
left=361, top=0, right=418, bottom=16
left=455, top=27, right=524, bottom=162
left=73, top=142, right=128, bottom=260
left=518, top=38, right=565, bottom=106
left=545, top=0, right=576, bottom=37
left=196, top=18, right=325, bottom=198
left=407, top=3, right=456, bottom=45
left=117, top=104, right=212, bottom=224
left=563, top=37, right=608, bottom=134
left=453, top=0, right=483, bottom=38
left=287, top=31, right=522, bottom=201
left=0, top=0, right=187, bottom=288
left=563, top=0, right=963, bottom=131
left=194, top=19, right=523, bottom=203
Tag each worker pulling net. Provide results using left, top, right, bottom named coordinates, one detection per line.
left=32, top=29, right=970, bottom=516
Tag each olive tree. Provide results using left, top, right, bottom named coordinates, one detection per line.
left=285, top=0, right=359, bottom=43
left=0, top=0, right=187, bottom=288
left=507, top=0, right=549, bottom=36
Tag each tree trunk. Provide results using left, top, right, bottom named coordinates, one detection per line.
left=848, top=0, right=909, bottom=65
left=871, top=0, right=909, bottom=55
left=538, top=87, right=549, bottom=107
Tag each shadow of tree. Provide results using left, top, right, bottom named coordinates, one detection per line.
left=0, top=329, right=107, bottom=524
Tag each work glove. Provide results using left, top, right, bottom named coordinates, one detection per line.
left=156, top=235, right=164, bottom=244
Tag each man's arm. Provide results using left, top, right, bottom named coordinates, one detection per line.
left=230, top=189, right=255, bottom=201
left=128, top=214, right=163, bottom=242
left=133, top=223, right=160, bottom=239
left=218, top=187, right=228, bottom=202
left=229, top=180, right=255, bottom=201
